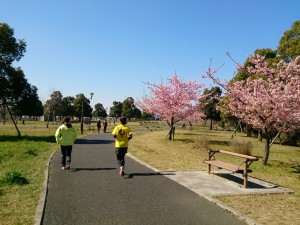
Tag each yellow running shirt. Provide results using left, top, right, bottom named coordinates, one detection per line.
left=112, top=124, right=132, bottom=148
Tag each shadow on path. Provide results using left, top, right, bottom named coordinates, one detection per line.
left=70, top=167, right=116, bottom=172
left=42, top=133, right=247, bottom=225
left=126, top=172, right=175, bottom=179
left=75, top=139, right=114, bottom=144
left=217, top=173, right=272, bottom=189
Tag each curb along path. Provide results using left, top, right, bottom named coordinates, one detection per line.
left=41, top=133, right=247, bottom=225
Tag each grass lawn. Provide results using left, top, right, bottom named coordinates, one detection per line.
left=0, top=120, right=299, bottom=225
left=0, top=120, right=100, bottom=225
left=129, top=124, right=300, bottom=225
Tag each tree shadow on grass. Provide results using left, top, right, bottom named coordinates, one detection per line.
left=174, top=138, right=194, bottom=144
left=181, top=133, right=199, bottom=136
left=274, top=161, right=300, bottom=174
left=266, top=160, right=300, bottom=175
left=209, top=140, right=230, bottom=146
left=291, top=165, right=300, bottom=174
left=0, top=135, right=55, bottom=143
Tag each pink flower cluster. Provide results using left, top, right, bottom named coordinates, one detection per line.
left=136, top=74, right=206, bottom=123
left=206, top=55, right=300, bottom=133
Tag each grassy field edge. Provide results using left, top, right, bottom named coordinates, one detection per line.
left=0, top=121, right=299, bottom=225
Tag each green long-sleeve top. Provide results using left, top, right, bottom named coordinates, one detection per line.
left=55, top=123, right=77, bottom=146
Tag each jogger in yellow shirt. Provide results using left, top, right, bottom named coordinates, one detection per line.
left=112, top=117, right=133, bottom=176
left=55, top=117, right=77, bottom=170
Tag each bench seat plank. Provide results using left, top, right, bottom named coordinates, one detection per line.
left=204, top=160, right=241, bottom=172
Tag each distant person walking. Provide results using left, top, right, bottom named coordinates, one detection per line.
left=112, top=117, right=133, bottom=176
left=96, top=119, right=101, bottom=133
left=103, top=119, right=108, bottom=133
left=55, top=117, right=77, bottom=170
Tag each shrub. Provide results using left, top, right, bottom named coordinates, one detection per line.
left=192, top=135, right=210, bottom=150
left=0, top=171, right=29, bottom=185
left=282, top=129, right=300, bottom=147
left=230, top=138, right=253, bottom=155
left=25, top=149, right=37, bottom=156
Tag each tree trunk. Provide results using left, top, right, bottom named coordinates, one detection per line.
left=172, top=127, right=175, bottom=140
left=165, top=128, right=171, bottom=140
left=262, top=131, right=271, bottom=165
left=279, top=134, right=282, bottom=145
left=258, top=130, right=263, bottom=142
left=1, top=107, right=6, bottom=124
left=167, top=118, right=175, bottom=140
left=168, top=126, right=175, bottom=140
left=246, top=125, right=252, bottom=137
left=209, top=119, right=213, bottom=130
left=5, top=101, right=21, bottom=137
left=46, top=114, right=50, bottom=128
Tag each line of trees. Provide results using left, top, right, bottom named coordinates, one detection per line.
left=2, top=20, right=300, bottom=166
left=0, top=23, right=43, bottom=136
left=201, top=20, right=300, bottom=165
left=0, top=23, right=144, bottom=135
left=137, top=20, right=300, bottom=165
left=44, top=92, right=142, bottom=123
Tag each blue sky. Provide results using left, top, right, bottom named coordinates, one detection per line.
left=1, top=0, right=299, bottom=110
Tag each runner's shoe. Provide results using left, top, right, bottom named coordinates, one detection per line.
left=65, top=163, right=70, bottom=170
left=119, top=166, right=124, bottom=176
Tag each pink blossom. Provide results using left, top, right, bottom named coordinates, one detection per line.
left=204, top=54, right=300, bottom=133
left=136, top=74, right=206, bottom=124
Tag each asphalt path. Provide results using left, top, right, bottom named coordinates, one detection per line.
left=42, top=132, right=246, bottom=225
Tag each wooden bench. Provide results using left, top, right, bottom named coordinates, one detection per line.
left=87, top=125, right=95, bottom=132
left=203, top=150, right=258, bottom=188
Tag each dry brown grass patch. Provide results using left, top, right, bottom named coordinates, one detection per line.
left=230, top=138, right=253, bottom=155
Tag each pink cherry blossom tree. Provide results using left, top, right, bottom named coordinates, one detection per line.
left=136, top=74, right=206, bottom=140
left=203, top=54, right=300, bottom=165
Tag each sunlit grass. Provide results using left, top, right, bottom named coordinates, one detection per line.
left=129, top=127, right=300, bottom=225
left=0, top=120, right=107, bottom=225
left=0, top=125, right=57, bottom=224
left=0, top=120, right=299, bottom=225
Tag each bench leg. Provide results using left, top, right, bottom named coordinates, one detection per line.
left=208, top=164, right=211, bottom=174
left=243, top=161, right=248, bottom=188
left=243, top=174, right=248, bottom=188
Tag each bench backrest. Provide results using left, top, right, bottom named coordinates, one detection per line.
left=214, top=150, right=258, bottom=161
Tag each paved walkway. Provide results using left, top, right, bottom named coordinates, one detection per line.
left=38, top=133, right=293, bottom=225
